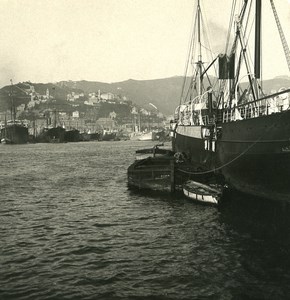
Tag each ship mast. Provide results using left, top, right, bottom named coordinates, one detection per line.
left=10, top=79, right=16, bottom=123
left=197, top=0, right=203, bottom=97
left=4, top=113, right=7, bottom=138
left=235, top=0, right=259, bottom=101
left=254, top=0, right=261, bottom=79
left=253, top=0, right=261, bottom=99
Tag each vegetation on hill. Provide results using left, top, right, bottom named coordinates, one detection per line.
left=0, top=76, right=289, bottom=118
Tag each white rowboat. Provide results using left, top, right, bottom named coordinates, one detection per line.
left=183, top=180, right=222, bottom=204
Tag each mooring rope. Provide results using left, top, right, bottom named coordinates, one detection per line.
left=176, top=109, right=288, bottom=175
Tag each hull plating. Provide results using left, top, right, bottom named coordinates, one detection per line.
left=217, top=111, right=290, bottom=202
left=173, top=111, right=290, bottom=202
left=1, top=125, right=29, bottom=144
left=173, top=125, right=215, bottom=170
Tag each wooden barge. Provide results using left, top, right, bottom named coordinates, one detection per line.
left=127, top=156, right=175, bottom=193
left=127, top=144, right=225, bottom=204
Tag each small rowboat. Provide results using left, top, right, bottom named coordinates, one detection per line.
left=183, top=180, right=223, bottom=204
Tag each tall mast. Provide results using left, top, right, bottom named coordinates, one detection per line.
left=4, top=113, right=7, bottom=138
left=10, top=79, right=15, bottom=122
left=197, top=0, right=202, bottom=96
left=254, top=0, right=261, bottom=79
left=54, top=109, right=57, bottom=128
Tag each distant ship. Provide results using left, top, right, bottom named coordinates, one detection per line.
left=171, top=0, right=290, bottom=202
left=137, top=131, right=153, bottom=141
left=36, top=109, right=81, bottom=143
left=64, top=129, right=80, bottom=142
left=0, top=81, right=28, bottom=144
left=81, top=131, right=101, bottom=141
left=37, top=126, right=66, bottom=143
left=130, top=130, right=166, bottom=142
left=1, top=119, right=29, bottom=144
left=101, top=129, right=118, bottom=141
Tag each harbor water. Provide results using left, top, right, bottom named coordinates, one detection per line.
left=1, top=141, right=290, bottom=299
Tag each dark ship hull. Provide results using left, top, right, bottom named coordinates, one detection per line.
left=36, top=126, right=65, bottom=143
left=172, top=109, right=290, bottom=202
left=64, top=129, right=80, bottom=142
left=171, top=0, right=290, bottom=203
left=88, top=132, right=101, bottom=141
left=1, top=124, right=29, bottom=144
left=216, top=110, right=290, bottom=202
left=173, top=125, right=215, bottom=170
left=80, top=132, right=101, bottom=141
left=102, top=132, right=118, bottom=141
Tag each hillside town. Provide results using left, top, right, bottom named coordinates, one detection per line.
left=0, top=81, right=172, bottom=143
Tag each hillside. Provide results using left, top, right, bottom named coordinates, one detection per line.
left=1, top=76, right=290, bottom=116
left=58, top=77, right=185, bottom=115
left=58, top=76, right=290, bottom=114
left=0, top=82, right=84, bottom=112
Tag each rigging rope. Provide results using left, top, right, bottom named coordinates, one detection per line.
left=179, top=5, right=198, bottom=106
left=225, top=0, right=237, bottom=53
left=200, top=3, right=215, bottom=63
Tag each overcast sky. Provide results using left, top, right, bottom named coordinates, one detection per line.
left=0, top=0, right=289, bottom=87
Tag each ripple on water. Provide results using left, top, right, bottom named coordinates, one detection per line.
left=1, top=142, right=290, bottom=299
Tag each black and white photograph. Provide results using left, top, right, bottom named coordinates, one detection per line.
left=1, top=0, right=290, bottom=299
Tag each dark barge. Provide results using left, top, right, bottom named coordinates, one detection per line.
left=128, top=156, right=175, bottom=193
left=128, top=144, right=176, bottom=193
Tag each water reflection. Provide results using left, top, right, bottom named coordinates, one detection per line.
left=218, top=189, right=290, bottom=298
left=220, top=189, right=290, bottom=240
left=1, top=142, right=290, bottom=299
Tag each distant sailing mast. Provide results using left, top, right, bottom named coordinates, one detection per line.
left=10, top=79, right=16, bottom=123
left=3, top=114, right=7, bottom=140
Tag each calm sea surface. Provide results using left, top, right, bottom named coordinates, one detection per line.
left=1, top=141, right=290, bottom=300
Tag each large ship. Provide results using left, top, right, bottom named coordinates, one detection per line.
left=0, top=81, right=29, bottom=144
left=172, top=0, right=290, bottom=202
left=0, top=119, right=29, bottom=144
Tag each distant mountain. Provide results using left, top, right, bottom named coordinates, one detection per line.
left=59, top=76, right=290, bottom=115
left=1, top=76, right=290, bottom=115
left=261, top=76, right=290, bottom=92
left=58, top=77, right=186, bottom=115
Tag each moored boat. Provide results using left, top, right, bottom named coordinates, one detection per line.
left=183, top=180, right=223, bottom=205
left=36, top=126, right=65, bottom=143
left=171, top=0, right=290, bottom=202
left=135, top=143, right=174, bottom=160
left=0, top=81, right=29, bottom=144
left=1, top=137, right=12, bottom=144
left=130, top=131, right=153, bottom=141
left=102, top=130, right=118, bottom=141
left=138, top=131, right=153, bottom=141
left=80, top=131, right=101, bottom=141
left=64, top=129, right=80, bottom=142
left=127, top=156, right=175, bottom=192
left=0, top=121, right=29, bottom=144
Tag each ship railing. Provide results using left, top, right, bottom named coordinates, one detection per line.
left=221, top=88, right=290, bottom=122
left=202, top=115, right=209, bottom=125
left=223, top=103, right=270, bottom=122
left=175, top=91, right=212, bottom=126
